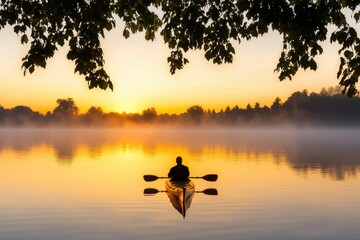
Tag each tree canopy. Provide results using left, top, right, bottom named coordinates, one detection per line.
left=1, top=1, right=359, bottom=96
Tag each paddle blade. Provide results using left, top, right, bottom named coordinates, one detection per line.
left=144, top=188, right=160, bottom=195
left=202, top=174, right=218, bottom=182
left=143, top=175, right=159, bottom=182
left=202, top=188, right=218, bottom=195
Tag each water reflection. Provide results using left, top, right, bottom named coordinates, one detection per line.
left=1, top=128, right=360, bottom=180
left=1, top=128, right=360, bottom=240
left=144, top=185, right=218, bottom=218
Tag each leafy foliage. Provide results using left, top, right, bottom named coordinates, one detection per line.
left=1, top=0, right=359, bottom=96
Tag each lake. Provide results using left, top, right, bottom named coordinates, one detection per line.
left=0, top=128, right=360, bottom=240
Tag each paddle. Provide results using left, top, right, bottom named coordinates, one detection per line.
left=143, top=174, right=218, bottom=182
left=200, top=188, right=218, bottom=195
left=144, top=188, right=165, bottom=194
left=144, top=188, right=218, bottom=196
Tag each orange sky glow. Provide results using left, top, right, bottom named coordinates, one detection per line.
left=0, top=23, right=348, bottom=114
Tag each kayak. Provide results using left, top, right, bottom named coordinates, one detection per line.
left=165, top=179, right=195, bottom=218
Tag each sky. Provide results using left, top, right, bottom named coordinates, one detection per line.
left=0, top=23, right=349, bottom=114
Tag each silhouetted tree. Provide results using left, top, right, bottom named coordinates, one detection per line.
left=87, top=106, right=104, bottom=115
left=326, top=86, right=342, bottom=96
left=232, top=105, right=240, bottom=113
left=246, top=104, right=252, bottom=112
left=254, top=102, right=261, bottom=111
left=244, top=103, right=254, bottom=121
left=304, top=91, right=360, bottom=125
left=105, top=111, right=124, bottom=126
left=1, top=1, right=359, bottom=95
left=141, top=107, right=157, bottom=123
left=224, top=106, right=231, bottom=119
left=320, top=86, right=343, bottom=97
left=271, top=97, right=282, bottom=112
left=320, top=87, right=330, bottom=96
left=44, top=111, right=52, bottom=125
left=81, top=106, right=104, bottom=126
left=10, top=105, right=42, bottom=125
left=157, top=113, right=177, bottom=124
left=186, top=105, right=204, bottom=124
left=0, top=105, right=7, bottom=124
left=223, top=105, right=242, bottom=124
left=1, top=88, right=360, bottom=127
left=52, top=98, right=79, bottom=125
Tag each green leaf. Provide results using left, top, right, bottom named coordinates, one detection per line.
left=123, top=29, right=130, bottom=39
left=21, top=34, right=28, bottom=44
left=344, top=50, right=353, bottom=59
left=354, top=12, right=360, bottom=22
left=337, top=57, right=345, bottom=78
left=309, top=59, right=317, bottom=70
left=29, top=65, right=35, bottom=74
left=105, top=22, right=113, bottom=31
left=204, top=50, right=211, bottom=60
left=168, top=39, right=176, bottom=49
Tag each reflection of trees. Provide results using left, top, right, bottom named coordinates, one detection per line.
left=53, top=138, right=77, bottom=165
left=0, top=129, right=359, bottom=180
left=0, top=129, right=105, bottom=162
left=283, top=130, right=360, bottom=180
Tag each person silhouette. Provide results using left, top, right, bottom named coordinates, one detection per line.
left=168, top=156, right=190, bottom=181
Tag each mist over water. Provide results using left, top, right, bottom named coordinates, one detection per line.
left=1, top=128, right=359, bottom=179
left=2, top=89, right=360, bottom=128
left=1, top=127, right=360, bottom=240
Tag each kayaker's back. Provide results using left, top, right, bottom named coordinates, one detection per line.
left=168, top=164, right=189, bottom=181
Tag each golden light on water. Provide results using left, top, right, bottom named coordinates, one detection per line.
left=0, top=138, right=281, bottom=202
left=1, top=129, right=360, bottom=240
left=2, top=129, right=353, bottom=203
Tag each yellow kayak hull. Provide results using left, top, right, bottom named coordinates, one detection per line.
left=165, top=180, right=195, bottom=218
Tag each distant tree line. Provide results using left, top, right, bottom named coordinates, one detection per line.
left=1, top=87, right=360, bottom=127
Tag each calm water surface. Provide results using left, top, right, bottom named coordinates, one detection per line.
left=0, top=128, right=360, bottom=240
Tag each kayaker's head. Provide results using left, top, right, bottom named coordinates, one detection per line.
left=176, top=156, right=182, bottom=165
